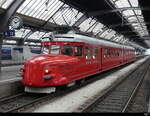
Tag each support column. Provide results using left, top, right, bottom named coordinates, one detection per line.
left=0, top=35, right=3, bottom=72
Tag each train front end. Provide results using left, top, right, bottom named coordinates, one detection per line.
left=22, top=55, right=60, bottom=93
left=21, top=40, right=79, bottom=93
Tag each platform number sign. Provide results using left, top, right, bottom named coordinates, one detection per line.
left=3, top=30, right=15, bottom=36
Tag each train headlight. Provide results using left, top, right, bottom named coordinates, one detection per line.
left=45, top=69, right=49, bottom=74
left=44, top=68, right=51, bottom=75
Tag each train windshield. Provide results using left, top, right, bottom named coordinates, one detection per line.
left=50, top=45, right=60, bottom=55
left=41, top=45, right=49, bottom=54
left=61, top=45, right=73, bottom=56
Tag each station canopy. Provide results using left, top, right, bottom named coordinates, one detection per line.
left=0, top=0, right=149, bottom=50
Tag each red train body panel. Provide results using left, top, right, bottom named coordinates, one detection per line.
left=21, top=33, right=136, bottom=93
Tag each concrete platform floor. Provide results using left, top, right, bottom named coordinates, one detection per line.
left=2, top=60, right=24, bottom=67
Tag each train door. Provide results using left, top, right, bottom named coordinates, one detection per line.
left=124, top=49, right=127, bottom=63
left=123, top=49, right=126, bottom=63
left=92, top=46, right=100, bottom=72
left=98, top=47, right=102, bottom=71
left=101, top=47, right=112, bottom=70
left=74, top=44, right=85, bottom=75
left=85, top=46, right=93, bottom=74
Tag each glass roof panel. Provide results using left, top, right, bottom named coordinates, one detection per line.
left=0, top=0, right=14, bottom=9
left=27, top=31, right=52, bottom=40
left=79, top=18, right=97, bottom=32
left=49, top=4, right=83, bottom=26
left=0, top=0, right=146, bottom=48
left=110, top=0, right=149, bottom=37
left=17, top=0, right=64, bottom=21
left=87, top=23, right=104, bottom=35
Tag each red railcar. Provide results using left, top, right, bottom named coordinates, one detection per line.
left=21, top=33, right=136, bottom=93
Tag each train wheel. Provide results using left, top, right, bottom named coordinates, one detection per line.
left=77, top=79, right=85, bottom=85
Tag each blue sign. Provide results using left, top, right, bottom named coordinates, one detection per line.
left=3, top=30, right=15, bottom=36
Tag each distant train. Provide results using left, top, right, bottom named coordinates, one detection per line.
left=1, top=45, right=40, bottom=60
left=21, top=33, right=136, bottom=94
left=1, top=47, right=12, bottom=60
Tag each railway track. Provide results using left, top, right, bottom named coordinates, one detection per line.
left=77, top=58, right=150, bottom=113
left=0, top=57, right=147, bottom=113
left=126, top=62, right=150, bottom=113
left=0, top=93, right=46, bottom=113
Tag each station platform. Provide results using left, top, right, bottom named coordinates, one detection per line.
left=2, top=60, right=24, bottom=67
left=0, top=65, right=23, bottom=99
left=0, top=65, right=22, bottom=81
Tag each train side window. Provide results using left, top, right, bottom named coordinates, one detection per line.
left=119, top=50, right=121, bottom=57
left=114, top=50, right=116, bottom=56
left=124, top=51, right=126, bottom=55
left=74, top=46, right=83, bottom=56
left=109, top=49, right=111, bottom=57
left=117, top=50, right=119, bottom=56
left=126, top=51, right=128, bottom=55
left=115, top=50, right=118, bottom=56
left=93, top=47, right=98, bottom=59
left=110, top=50, right=112, bottom=57
left=106, top=49, right=110, bottom=57
left=107, top=49, right=109, bottom=57
left=85, top=47, right=91, bottom=59
left=113, top=50, right=115, bottom=56
left=111, top=49, right=113, bottom=57
left=104, top=48, right=107, bottom=58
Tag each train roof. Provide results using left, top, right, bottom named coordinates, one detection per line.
left=48, top=33, right=134, bottom=50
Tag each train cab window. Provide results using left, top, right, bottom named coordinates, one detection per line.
left=50, top=45, right=60, bottom=55
left=42, top=45, right=49, bottom=54
left=61, top=45, right=73, bottom=56
left=85, top=47, right=91, bottom=59
left=93, top=47, right=98, bottom=59
left=74, top=46, right=83, bottom=56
